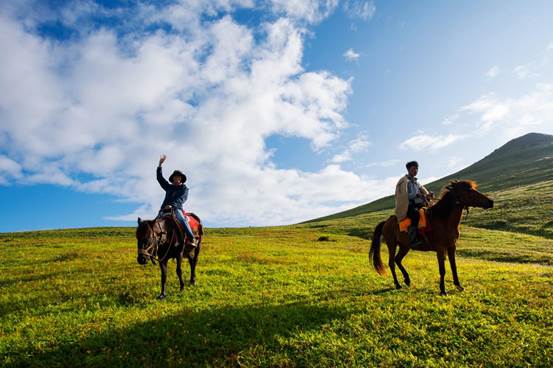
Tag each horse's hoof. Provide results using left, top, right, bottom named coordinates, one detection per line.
left=190, top=280, right=196, bottom=286
left=456, top=285, right=464, bottom=292
left=395, top=283, right=402, bottom=290
left=158, top=294, right=166, bottom=300
left=440, top=291, right=447, bottom=296
left=404, top=279, right=411, bottom=287
left=180, top=285, right=185, bottom=291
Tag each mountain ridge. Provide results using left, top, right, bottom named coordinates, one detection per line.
left=306, top=132, right=553, bottom=223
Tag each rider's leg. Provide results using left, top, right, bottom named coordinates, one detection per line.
left=407, top=202, right=420, bottom=243
left=175, top=209, right=195, bottom=243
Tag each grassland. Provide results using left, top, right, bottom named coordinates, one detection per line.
left=1, top=226, right=552, bottom=367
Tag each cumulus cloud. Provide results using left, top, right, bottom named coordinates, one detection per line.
left=343, top=48, right=360, bottom=61
left=0, top=1, right=391, bottom=225
left=400, top=134, right=464, bottom=152
left=270, top=0, right=338, bottom=23
left=343, top=0, right=376, bottom=20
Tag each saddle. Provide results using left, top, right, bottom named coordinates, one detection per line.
left=399, top=208, right=428, bottom=231
left=399, top=207, right=432, bottom=250
left=157, top=206, right=202, bottom=246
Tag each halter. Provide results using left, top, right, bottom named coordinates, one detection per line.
left=138, top=221, right=176, bottom=265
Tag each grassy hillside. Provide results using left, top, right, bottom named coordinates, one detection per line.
left=1, top=227, right=552, bottom=367
left=308, top=132, right=553, bottom=223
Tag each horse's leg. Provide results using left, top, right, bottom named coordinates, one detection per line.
left=387, top=242, right=401, bottom=289
left=159, top=261, right=168, bottom=300
left=448, top=247, right=463, bottom=291
left=437, top=247, right=447, bottom=296
left=176, top=253, right=185, bottom=291
left=188, top=241, right=201, bottom=285
left=395, top=245, right=410, bottom=287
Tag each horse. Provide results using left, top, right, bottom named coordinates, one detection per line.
left=136, top=210, right=203, bottom=300
left=369, top=180, right=494, bottom=295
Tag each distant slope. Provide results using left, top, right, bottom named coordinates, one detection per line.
left=307, top=132, right=553, bottom=223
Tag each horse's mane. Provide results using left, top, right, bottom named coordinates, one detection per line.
left=429, top=180, right=478, bottom=218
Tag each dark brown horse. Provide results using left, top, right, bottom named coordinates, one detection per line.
left=369, top=180, right=494, bottom=295
left=136, top=212, right=203, bottom=299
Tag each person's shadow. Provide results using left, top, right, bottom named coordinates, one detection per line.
left=9, top=302, right=350, bottom=367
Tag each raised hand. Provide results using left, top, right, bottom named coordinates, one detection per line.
left=159, top=154, right=167, bottom=167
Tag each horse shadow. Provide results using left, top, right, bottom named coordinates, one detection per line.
left=9, top=302, right=351, bottom=367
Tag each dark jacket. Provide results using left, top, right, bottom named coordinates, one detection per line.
left=157, top=166, right=189, bottom=210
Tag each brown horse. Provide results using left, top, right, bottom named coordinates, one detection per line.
left=136, top=211, right=203, bottom=300
left=369, top=180, right=494, bottom=295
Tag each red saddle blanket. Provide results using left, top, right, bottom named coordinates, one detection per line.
left=180, top=210, right=201, bottom=234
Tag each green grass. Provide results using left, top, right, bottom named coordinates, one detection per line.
left=1, top=226, right=552, bottom=367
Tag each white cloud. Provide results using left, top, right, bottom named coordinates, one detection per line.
left=0, top=3, right=389, bottom=226
left=460, top=84, right=553, bottom=139
left=270, top=0, right=339, bottom=23
left=329, top=134, right=370, bottom=163
left=343, top=0, right=376, bottom=20
left=513, top=64, right=538, bottom=79
left=0, top=155, right=22, bottom=184
left=343, top=48, right=360, bottom=62
left=400, top=134, right=464, bottom=152
left=486, top=65, right=500, bottom=79
left=365, top=159, right=400, bottom=168
left=441, top=113, right=459, bottom=125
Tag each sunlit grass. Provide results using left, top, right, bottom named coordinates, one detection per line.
left=1, top=226, right=552, bottom=367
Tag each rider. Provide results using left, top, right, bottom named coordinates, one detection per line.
left=157, top=154, right=196, bottom=247
left=395, top=161, right=431, bottom=243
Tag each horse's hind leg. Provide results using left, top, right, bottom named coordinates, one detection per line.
left=188, top=241, right=201, bottom=285
left=387, top=242, right=401, bottom=289
left=176, top=254, right=185, bottom=291
left=395, top=245, right=410, bottom=287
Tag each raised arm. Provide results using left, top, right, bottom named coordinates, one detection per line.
left=157, top=155, right=170, bottom=190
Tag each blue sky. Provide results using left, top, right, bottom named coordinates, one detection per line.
left=1, top=0, right=552, bottom=231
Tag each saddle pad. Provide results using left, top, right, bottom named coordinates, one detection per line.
left=399, top=217, right=411, bottom=232
left=180, top=210, right=201, bottom=234
left=399, top=208, right=428, bottom=233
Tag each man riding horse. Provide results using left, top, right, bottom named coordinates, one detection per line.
left=395, top=161, right=432, bottom=245
left=157, top=154, right=196, bottom=247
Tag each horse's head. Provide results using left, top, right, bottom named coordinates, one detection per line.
left=136, top=218, right=156, bottom=265
left=445, top=180, right=494, bottom=209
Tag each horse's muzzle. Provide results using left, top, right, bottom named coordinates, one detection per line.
left=137, top=255, right=147, bottom=265
left=485, top=199, right=494, bottom=209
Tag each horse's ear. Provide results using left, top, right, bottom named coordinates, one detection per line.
left=137, top=217, right=142, bottom=224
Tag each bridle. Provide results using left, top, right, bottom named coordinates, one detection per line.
left=138, top=221, right=176, bottom=265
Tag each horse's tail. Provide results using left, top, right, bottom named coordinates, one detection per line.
left=369, top=221, right=386, bottom=275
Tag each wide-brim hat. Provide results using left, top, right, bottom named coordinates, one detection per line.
left=169, top=170, right=187, bottom=183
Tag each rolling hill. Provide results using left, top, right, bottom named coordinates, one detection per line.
left=306, top=132, right=553, bottom=238
left=2, top=133, right=552, bottom=367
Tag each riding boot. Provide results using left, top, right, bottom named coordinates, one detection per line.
left=408, top=226, right=423, bottom=248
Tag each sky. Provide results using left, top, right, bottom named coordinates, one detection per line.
left=1, top=0, right=553, bottom=232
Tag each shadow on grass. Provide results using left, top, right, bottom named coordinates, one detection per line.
left=7, top=302, right=350, bottom=367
